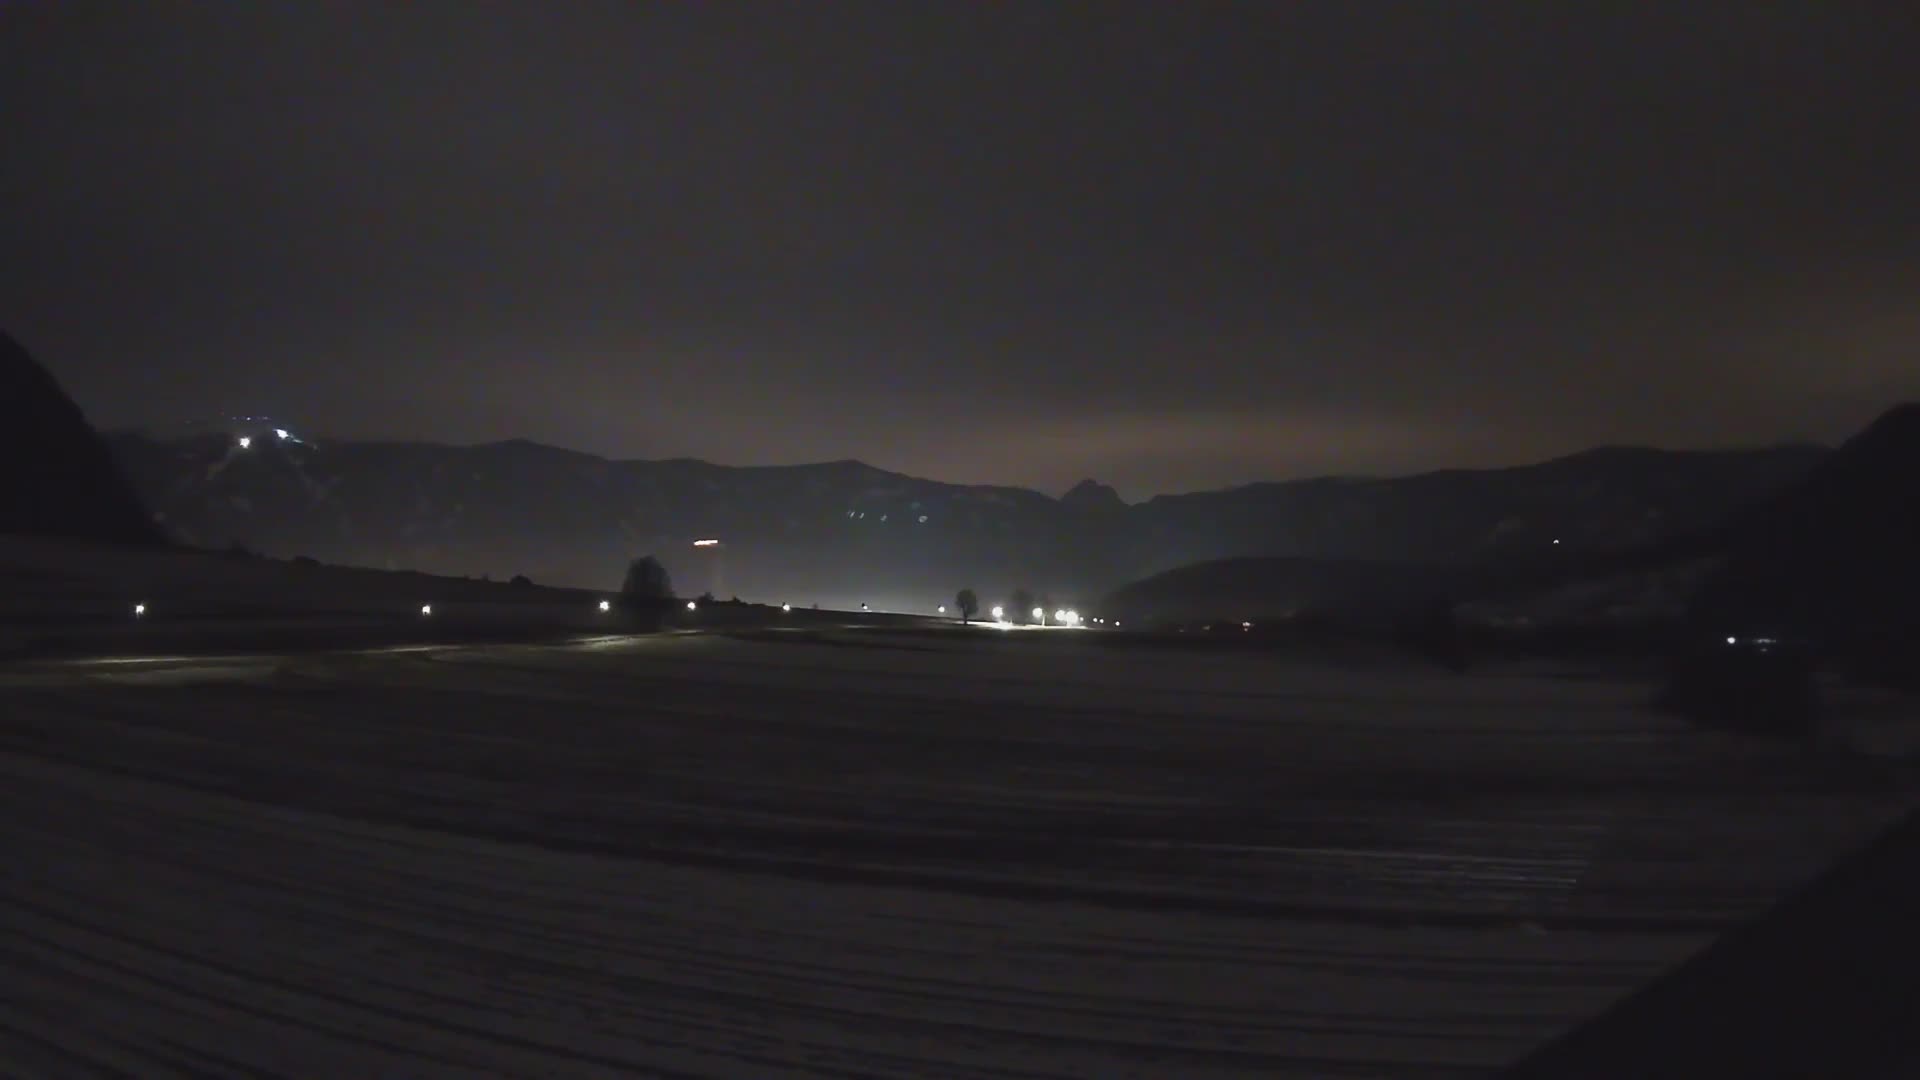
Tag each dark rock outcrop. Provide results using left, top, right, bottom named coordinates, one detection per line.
left=0, top=330, right=162, bottom=546
left=1686, top=402, right=1920, bottom=684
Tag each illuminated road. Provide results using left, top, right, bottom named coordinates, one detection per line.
left=0, top=631, right=1909, bottom=1076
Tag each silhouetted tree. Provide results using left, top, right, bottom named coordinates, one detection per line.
left=509, top=573, right=533, bottom=587
left=956, top=588, right=979, bottom=624
left=1010, top=587, right=1035, bottom=625
left=619, top=555, right=673, bottom=606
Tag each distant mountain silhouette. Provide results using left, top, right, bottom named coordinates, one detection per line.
left=1101, top=404, right=1920, bottom=652
left=105, top=426, right=1825, bottom=608
left=1060, top=478, right=1126, bottom=512
left=0, top=330, right=162, bottom=546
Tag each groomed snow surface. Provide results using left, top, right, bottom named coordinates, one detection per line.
left=1, top=628, right=1912, bottom=1078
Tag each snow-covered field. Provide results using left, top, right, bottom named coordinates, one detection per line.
left=1, top=629, right=1912, bottom=1077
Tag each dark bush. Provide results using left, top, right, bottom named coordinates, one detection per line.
left=509, top=574, right=533, bottom=587
left=620, top=555, right=672, bottom=601
left=615, top=555, right=675, bottom=630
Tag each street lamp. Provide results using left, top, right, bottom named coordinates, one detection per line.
left=991, top=605, right=1004, bottom=620
left=1032, top=606, right=1046, bottom=624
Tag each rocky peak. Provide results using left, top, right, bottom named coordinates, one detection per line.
left=1060, top=478, right=1126, bottom=511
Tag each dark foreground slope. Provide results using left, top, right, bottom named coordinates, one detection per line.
left=0, top=330, right=161, bottom=545
left=1502, top=802, right=1920, bottom=1078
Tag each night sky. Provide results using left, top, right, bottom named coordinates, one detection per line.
left=5, top=2, right=1917, bottom=498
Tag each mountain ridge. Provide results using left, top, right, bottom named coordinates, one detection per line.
left=105, top=422, right=1831, bottom=610
left=109, top=426, right=1832, bottom=503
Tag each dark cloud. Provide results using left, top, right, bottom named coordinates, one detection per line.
left=4, top=1, right=1917, bottom=497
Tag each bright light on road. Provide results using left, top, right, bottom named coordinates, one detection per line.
left=420, top=604, right=432, bottom=617
left=598, top=599, right=611, bottom=612
left=1725, top=635, right=1738, bottom=645
left=991, top=605, right=1004, bottom=620
left=692, top=538, right=720, bottom=547
left=1032, top=607, right=1045, bottom=623
left=274, top=428, right=290, bottom=440
left=236, top=436, right=251, bottom=450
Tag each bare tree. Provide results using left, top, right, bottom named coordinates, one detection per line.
left=956, top=587, right=979, bottom=624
